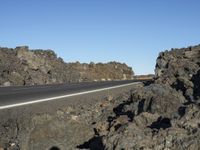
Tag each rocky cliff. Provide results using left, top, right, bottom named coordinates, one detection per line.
left=0, top=46, right=134, bottom=86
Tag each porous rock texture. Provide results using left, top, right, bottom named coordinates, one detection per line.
left=78, top=44, right=200, bottom=150
left=0, top=84, right=142, bottom=150
left=0, top=46, right=134, bottom=86
left=0, top=44, right=200, bottom=150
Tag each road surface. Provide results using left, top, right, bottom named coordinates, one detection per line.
left=0, top=80, right=142, bottom=109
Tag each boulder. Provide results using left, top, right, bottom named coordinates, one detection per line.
left=79, top=44, right=200, bottom=149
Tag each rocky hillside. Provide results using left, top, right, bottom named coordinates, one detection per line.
left=0, top=46, right=134, bottom=86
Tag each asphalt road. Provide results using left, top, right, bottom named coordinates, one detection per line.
left=0, top=80, right=142, bottom=109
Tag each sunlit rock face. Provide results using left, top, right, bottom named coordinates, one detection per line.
left=155, top=45, right=200, bottom=102
left=79, top=44, right=200, bottom=150
left=1, top=44, right=200, bottom=150
left=0, top=46, right=134, bottom=86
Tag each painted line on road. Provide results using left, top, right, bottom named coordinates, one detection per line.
left=0, top=82, right=140, bottom=110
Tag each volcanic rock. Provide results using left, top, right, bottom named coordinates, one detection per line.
left=0, top=46, right=134, bottom=86
left=79, top=44, right=200, bottom=149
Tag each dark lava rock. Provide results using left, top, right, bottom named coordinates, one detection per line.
left=1, top=44, right=200, bottom=149
left=131, top=84, right=186, bottom=118
left=155, top=45, right=200, bottom=102
left=79, top=44, right=200, bottom=149
left=0, top=46, right=134, bottom=86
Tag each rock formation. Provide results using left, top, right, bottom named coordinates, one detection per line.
left=82, top=44, right=200, bottom=149
left=0, top=44, right=200, bottom=150
left=0, top=46, right=134, bottom=86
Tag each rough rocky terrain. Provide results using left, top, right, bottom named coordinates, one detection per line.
left=76, top=44, right=200, bottom=150
left=0, top=46, right=134, bottom=86
left=0, top=44, right=200, bottom=150
left=0, top=83, right=141, bottom=150
left=83, top=44, right=200, bottom=150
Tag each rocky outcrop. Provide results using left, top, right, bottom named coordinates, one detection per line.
left=68, top=61, right=133, bottom=82
left=78, top=44, right=200, bottom=149
left=1, top=44, right=200, bottom=150
left=0, top=83, right=141, bottom=150
left=0, top=46, right=134, bottom=86
left=155, top=45, right=200, bottom=102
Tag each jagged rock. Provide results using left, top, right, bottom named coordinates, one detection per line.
left=1, top=44, right=200, bottom=149
left=155, top=45, right=200, bottom=102
left=131, top=84, right=186, bottom=118
left=80, top=44, right=200, bottom=149
left=0, top=46, right=134, bottom=86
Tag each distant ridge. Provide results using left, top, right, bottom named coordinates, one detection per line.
left=0, top=46, right=134, bottom=86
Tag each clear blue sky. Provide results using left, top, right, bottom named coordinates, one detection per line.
left=0, top=0, right=200, bottom=75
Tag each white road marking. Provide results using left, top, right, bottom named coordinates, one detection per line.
left=0, top=82, right=140, bottom=110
